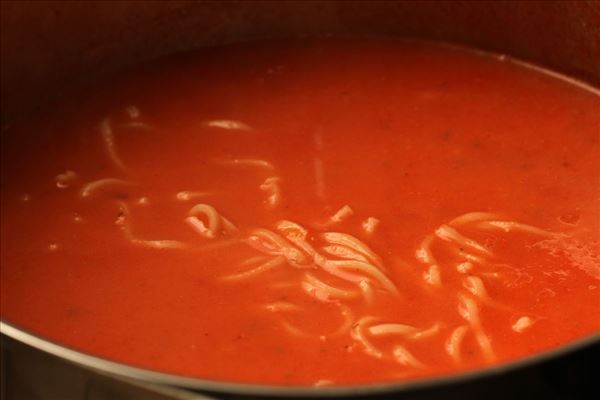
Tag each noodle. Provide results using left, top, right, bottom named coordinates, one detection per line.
left=330, top=304, right=354, bottom=337
left=80, top=178, right=133, bottom=198
left=512, top=316, right=533, bottom=332
left=474, top=220, right=555, bottom=237
left=116, top=201, right=186, bottom=249
left=475, top=330, right=495, bottom=362
left=260, top=177, right=281, bottom=207
left=446, top=325, right=469, bottom=362
left=392, top=345, right=425, bottom=368
left=459, top=251, right=486, bottom=265
left=458, top=293, right=495, bottom=361
left=359, top=280, right=374, bottom=305
left=303, top=273, right=360, bottom=300
left=351, top=317, right=383, bottom=359
left=282, top=321, right=311, bottom=337
left=100, top=118, right=126, bottom=171
left=263, top=302, right=301, bottom=312
left=276, top=220, right=308, bottom=240
left=222, top=256, right=286, bottom=281
left=215, top=158, right=275, bottom=171
left=187, top=204, right=221, bottom=238
left=362, top=217, right=380, bottom=234
left=246, top=228, right=311, bottom=266
left=369, top=323, right=419, bottom=336
left=456, top=261, right=474, bottom=273
left=435, top=224, right=491, bottom=255
left=369, top=323, right=440, bottom=340
left=186, top=204, right=237, bottom=237
left=462, top=276, right=488, bottom=300
left=239, top=255, right=269, bottom=266
left=204, top=120, right=252, bottom=131
left=410, top=323, right=441, bottom=340
left=221, top=217, right=239, bottom=234
left=458, top=294, right=480, bottom=325
left=329, top=205, right=354, bottom=224
left=276, top=221, right=319, bottom=260
left=322, top=245, right=370, bottom=263
left=423, top=264, right=441, bottom=287
left=316, top=258, right=365, bottom=283
left=120, top=121, right=154, bottom=130
left=125, top=105, right=140, bottom=119
left=415, top=235, right=436, bottom=265
left=323, top=259, right=398, bottom=294
left=448, top=212, right=501, bottom=227
left=176, top=191, right=211, bottom=201
left=55, top=170, right=77, bottom=189
left=322, top=232, right=383, bottom=268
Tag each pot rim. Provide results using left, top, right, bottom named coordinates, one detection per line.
left=2, top=319, right=599, bottom=397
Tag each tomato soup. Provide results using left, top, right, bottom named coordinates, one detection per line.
left=1, top=39, right=599, bottom=386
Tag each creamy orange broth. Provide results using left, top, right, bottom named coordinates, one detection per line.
left=1, top=40, right=599, bottom=386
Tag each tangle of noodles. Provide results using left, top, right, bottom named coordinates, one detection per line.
left=245, top=228, right=311, bottom=266
left=320, top=259, right=397, bottom=294
left=276, top=221, right=321, bottom=260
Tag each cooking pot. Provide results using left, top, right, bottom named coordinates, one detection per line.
left=1, top=1, right=599, bottom=399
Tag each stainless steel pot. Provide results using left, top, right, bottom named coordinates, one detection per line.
left=1, top=1, right=599, bottom=398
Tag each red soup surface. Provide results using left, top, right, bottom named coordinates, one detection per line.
left=1, top=40, right=599, bottom=386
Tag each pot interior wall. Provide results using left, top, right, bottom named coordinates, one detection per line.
left=1, top=0, right=599, bottom=122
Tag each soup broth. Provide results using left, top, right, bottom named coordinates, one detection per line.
left=1, top=39, right=599, bottom=386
